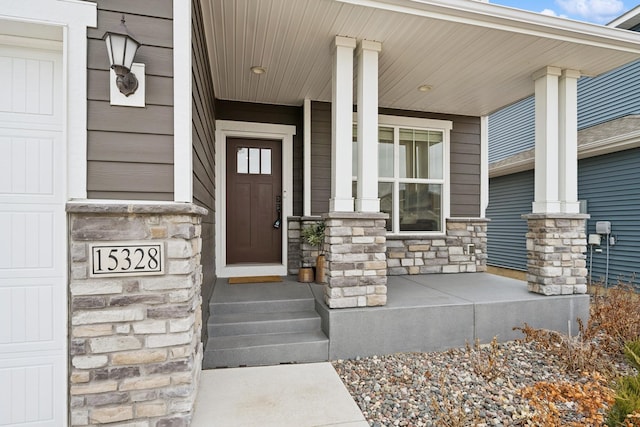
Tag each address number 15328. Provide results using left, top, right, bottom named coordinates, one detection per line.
left=90, top=243, right=165, bottom=277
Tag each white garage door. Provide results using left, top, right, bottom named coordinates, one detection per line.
left=0, top=43, right=66, bottom=426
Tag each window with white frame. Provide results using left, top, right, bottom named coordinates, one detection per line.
left=353, top=115, right=452, bottom=233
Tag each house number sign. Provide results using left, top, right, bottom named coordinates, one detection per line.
left=90, top=242, right=165, bottom=277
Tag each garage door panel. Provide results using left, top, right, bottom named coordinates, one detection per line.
left=0, top=357, right=60, bottom=426
left=0, top=132, right=60, bottom=200
left=0, top=42, right=65, bottom=427
left=0, top=210, right=58, bottom=273
left=0, top=278, right=62, bottom=352
left=0, top=47, right=60, bottom=128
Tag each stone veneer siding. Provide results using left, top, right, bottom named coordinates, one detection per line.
left=67, top=202, right=207, bottom=427
left=385, top=218, right=489, bottom=275
left=523, top=213, right=589, bottom=295
left=322, top=212, right=388, bottom=308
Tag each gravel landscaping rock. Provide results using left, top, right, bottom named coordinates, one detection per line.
left=333, top=340, right=599, bottom=426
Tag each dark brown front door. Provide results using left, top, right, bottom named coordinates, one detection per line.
left=226, top=138, right=282, bottom=264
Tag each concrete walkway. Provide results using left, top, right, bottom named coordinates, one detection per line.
left=191, top=362, right=368, bottom=427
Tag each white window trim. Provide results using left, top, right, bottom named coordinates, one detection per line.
left=214, top=120, right=295, bottom=278
left=353, top=114, right=452, bottom=235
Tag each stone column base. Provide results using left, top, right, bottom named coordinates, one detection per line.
left=323, top=212, right=388, bottom=308
left=67, top=202, right=207, bottom=426
left=523, top=213, right=589, bottom=295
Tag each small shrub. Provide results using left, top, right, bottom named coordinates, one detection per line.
left=465, top=336, right=506, bottom=381
left=301, top=222, right=325, bottom=254
left=515, top=323, right=614, bottom=375
left=608, top=341, right=640, bottom=427
left=625, top=340, right=640, bottom=371
left=429, top=372, right=481, bottom=427
left=586, top=283, right=640, bottom=355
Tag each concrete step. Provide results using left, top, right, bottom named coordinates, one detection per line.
left=203, top=331, right=329, bottom=368
left=210, top=297, right=315, bottom=315
left=209, top=311, right=321, bottom=337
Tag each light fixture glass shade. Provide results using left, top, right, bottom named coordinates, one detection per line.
left=103, top=15, right=141, bottom=96
left=103, top=19, right=140, bottom=71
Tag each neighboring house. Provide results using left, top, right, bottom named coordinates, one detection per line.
left=487, top=6, right=640, bottom=288
left=2, top=0, right=640, bottom=425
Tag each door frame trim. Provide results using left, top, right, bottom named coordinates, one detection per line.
left=215, top=120, right=295, bottom=278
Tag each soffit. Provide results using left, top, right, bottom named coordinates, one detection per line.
left=201, top=0, right=640, bottom=117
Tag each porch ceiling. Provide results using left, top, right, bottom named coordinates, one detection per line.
left=200, top=0, right=640, bottom=117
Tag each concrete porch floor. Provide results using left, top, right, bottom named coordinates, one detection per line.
left=207, top=272, right=589, bottom=360
left=315, top=273, right=589, bottom=359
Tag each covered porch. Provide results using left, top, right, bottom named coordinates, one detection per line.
left=204, top=273, right=588, bottom=367
left=202, top=0, right=640, bottom=300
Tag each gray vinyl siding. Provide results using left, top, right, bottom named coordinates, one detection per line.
left=488, top=97, right=534, bottom=163
left=215, top=100, right=304, bottom=216
left=578, top=60, right=640, bottom=129
left=86, top=0, right=174, bottom=200
left=192, top=0, right=216, bottom=347
left=487, top=150, right=640, bottom=286
left=310, top=102, right=481, bottom=217
left=489, top=60, right=640, bottom=163
left=579, top=148, right=640, bottom=287
left=486, top=171, right=532, bottom=271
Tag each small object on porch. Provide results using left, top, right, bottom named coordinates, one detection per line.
left=297, top=267, right=314, bottom=283
left=315, top=254, right=326, bottom=284
left=301, top=222, right=326, bottom=284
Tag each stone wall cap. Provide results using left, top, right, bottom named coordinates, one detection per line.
left=522, top=213, right=590, bottom=220
left=322, top=212, right=389, bottom=220
left=446, top=217, right=491, bottom=223
left=66, top=201, right=208, bottom=216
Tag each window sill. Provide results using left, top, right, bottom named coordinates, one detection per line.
left=386, top=232, right=447, bottom=240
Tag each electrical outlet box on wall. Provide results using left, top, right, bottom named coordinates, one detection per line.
left=596, top=221, right=611, bottom=234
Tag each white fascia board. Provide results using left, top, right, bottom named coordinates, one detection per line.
left=337, top=0, right=640, bottom=54
left=173, top=0, right=192, bottom=202
left=607, top=6, right=640, bottom=29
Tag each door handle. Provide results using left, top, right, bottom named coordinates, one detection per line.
left=273, top=195, right=282, bottom=229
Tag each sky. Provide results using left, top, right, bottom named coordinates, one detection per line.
left=489, top=0, right=635, bottom=24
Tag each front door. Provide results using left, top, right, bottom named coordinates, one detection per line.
left=226, top=138, right=282, bottom=264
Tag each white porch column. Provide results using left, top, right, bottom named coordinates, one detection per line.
left=356, top=40, right=382, bottom=212
left=559, top=69, right=581, bottom=213
left=525, top=67, right=587, bottom=296
left=532, top=66, right=562, bottom=214
left=330, top=36, right=356, bottom=212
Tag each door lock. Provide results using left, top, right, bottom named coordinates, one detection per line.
left=273, top=195, right=282, bottom=229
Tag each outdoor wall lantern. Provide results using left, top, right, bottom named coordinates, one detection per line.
left=103, top=15, right=140, bottom=96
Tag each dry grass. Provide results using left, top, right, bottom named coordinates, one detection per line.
left=519, top=371, right=614, bottom=426
left=429, top=372, right=481, bottom=427
left=585, top=284, right=640, bottom=355
left=515, top=323, right=616, bottom=376
left=514, top=282, right=640, bottom=425
left=465, top=336, right=506, bottom=382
